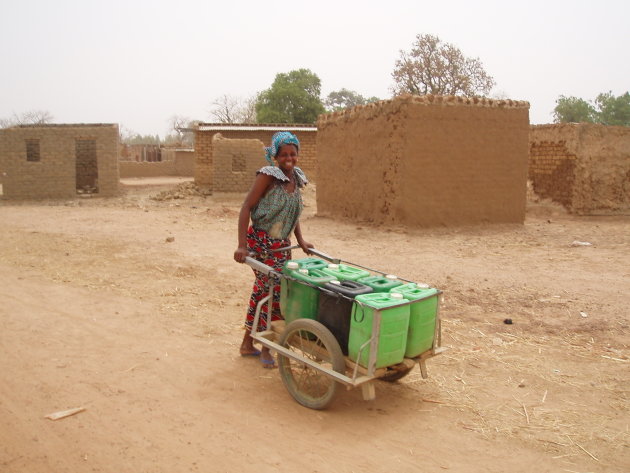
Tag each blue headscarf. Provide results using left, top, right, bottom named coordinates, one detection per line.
left=264, top=131, right=300, bottom=166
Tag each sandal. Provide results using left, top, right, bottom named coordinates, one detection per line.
left=240, top=349, right=261, bottom=357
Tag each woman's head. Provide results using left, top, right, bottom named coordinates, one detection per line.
left=265, top=131, right=300, bottom=166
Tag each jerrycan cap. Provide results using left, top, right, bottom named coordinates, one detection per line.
left=327, top=263, right=339, bottom=270
left=385, top=274, right=398, bottom=280
left=390, top=292, right=404, bottom=299
left=329, top=279, right=341, bottom=285
left=298, top=268, right=309, bottom=275
left=417, top=283, right=430, bottom=288
left=286, top=261, right=299, bottom=270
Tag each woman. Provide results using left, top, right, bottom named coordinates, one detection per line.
left=233, top=131, right=313, bottom=368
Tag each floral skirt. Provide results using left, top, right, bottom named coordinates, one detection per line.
left=245, top=226, right=291, bottom=331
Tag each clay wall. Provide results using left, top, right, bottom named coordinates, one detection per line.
left=316, top=95, right=530, bottom=226
left=194, top=124, right=317, bottom=190
left=0, top=124, right=119, bottom=199
left=529, top=124, right=630, bottom=215
left=174, top=150, right=195, bottom=176
left=212, top=135, right=264, bottom=192
left=119, top=144, right=161, bottom=162
left=119, top=150, right=194, bottom=178
left=194, top=128, right=213, bottom=188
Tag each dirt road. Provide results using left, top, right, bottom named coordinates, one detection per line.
left=1, top=179, right=628, bottom=472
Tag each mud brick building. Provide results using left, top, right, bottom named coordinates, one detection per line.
left=194, top=123, right=317, bottom=191
left=210, top=134, right=266, bottom=193
left=529, top=124, right=630, bottom=215
left=316, top=94, right=531, bottom=227
left=0, top=124, right=119, bottom=199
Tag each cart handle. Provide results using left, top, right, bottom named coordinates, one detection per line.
left=243, top=256, right=278, bottom=276
left=275, top=245, right=339, bottom=263
left=243, top=247, right=340, bottom=274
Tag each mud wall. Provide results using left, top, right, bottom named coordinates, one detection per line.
left=316, top=95, right=530, bottom=227
left=529, top=124, right=630, bottom=214
left=0, top=124, right=119, bottom=199
left=194, top=124, right=317, bottom=190
left=119, top=150, right=195, bottom=178
left=119, top=144, right=161, bottom=162
left=211, top=134, right=264, bottom=192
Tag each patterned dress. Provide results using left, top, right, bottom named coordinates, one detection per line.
left=245, top=166, right=308, bottom=331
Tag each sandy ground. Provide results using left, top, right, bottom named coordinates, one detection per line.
left=0, top=178, right=628, bottom=473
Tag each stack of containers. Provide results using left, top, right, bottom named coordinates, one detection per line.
left=390, top=283, right=439, bottom=357
left=280, top=258, right=336, bottom=324
left=348, top=292, right=410, bottom=368
left=320, top=263, right=371, bottom=282
left=317, top=263, right=373, bottom=355
left=357, top=274, right=404, bottom=293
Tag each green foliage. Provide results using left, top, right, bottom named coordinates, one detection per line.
left=553, top=91, right=630, bottom=126
left=391, top=34, right=495, bottom=97
left=255, top=69, right=326, bottom=124
left=324, top=88, right=380, bottom=112
left=553, top=96, right=596, bottom=123
left=594, top=91, right=630, bottom=126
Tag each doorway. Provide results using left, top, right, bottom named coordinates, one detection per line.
left=75, top=139, right=98, bottom=193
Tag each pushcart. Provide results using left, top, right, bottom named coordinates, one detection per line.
left=243, top=247, right=446, bottom=410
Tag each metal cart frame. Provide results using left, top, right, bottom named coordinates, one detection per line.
left=244, top=248, right=446, bottom=409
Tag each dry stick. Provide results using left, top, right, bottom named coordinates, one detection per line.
left=541, top=390, right=548, bottom=403
left=522, top=404, right=530, bottom=424
left=422, top=398, right=446, bottom=404
left=566, top=435, right=600, bottom=462
left=45, top=407, right=86, bottom=421
left=601, top=355, right=628, bottom=363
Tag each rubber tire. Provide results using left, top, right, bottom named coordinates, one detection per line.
left=379, top=364, right=413, bottom=382
left=277, top=319, right=345, bottom=410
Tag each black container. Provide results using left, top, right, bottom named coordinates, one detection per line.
left=317, top=280, right=373, bottom=355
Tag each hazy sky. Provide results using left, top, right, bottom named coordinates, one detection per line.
left=1, top=0, right=628, bottom=137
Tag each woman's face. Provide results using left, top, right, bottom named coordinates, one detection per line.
left=275, top=144, right=298, bottom=172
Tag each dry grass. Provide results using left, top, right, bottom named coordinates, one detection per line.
left=395, top=317, right=629, bottom=467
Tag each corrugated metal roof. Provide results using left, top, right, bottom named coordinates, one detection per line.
left=196, top=123, right=316, bottom=132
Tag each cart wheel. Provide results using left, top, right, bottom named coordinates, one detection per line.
left=277, top=319, right=345, bottom=410
left=379, top=364, right=413, bottom=382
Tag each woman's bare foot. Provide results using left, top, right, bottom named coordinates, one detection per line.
left=240, top=329, right=260, bottom=357
left=260, top=347, right=276, bottom=369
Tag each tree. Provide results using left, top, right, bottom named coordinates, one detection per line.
left=210, top=94, right=257, bottom=124
left=119, top=130, right=161, bottom=145
left=594, top=91, right=630, bottom=126
left=0, top=110, right=54, bottom=128
left=165, top=115, right=189, bottom=144
left=163, top=115, right=199, bottom=147
left=324, top=88, right=380, bottom=112
left=255, top=69, right=326, bottom=124
left=553, top=96, right=596, bottom=123
left=553, top=91, right=630, bottom=126
left=391, top=34, right=495, bottom=97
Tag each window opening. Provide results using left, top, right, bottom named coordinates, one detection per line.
left=232, top=153, right=246, bottom=172
left=26, top=139, right=40, bottom=162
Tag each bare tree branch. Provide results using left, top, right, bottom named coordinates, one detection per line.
left=391, top=34, right=495, bottom=97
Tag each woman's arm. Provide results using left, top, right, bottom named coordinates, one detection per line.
left=234, top=173, right=274, bottom=263
left=293, top=221, right=314, bottom=255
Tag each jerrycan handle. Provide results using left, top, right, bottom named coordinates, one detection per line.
left=353, top=304, right=365, bottom=323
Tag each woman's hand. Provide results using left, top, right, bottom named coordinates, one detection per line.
left=234, top=246, right=248, bottom=263
left=298, top=240, right=314, bottom=255
left=293, top=222, right=313, bottom=256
